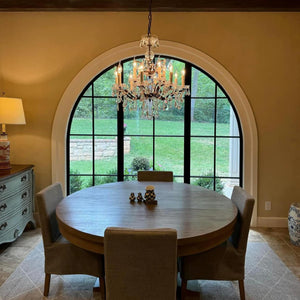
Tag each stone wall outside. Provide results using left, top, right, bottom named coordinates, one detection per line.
left=70, top=137, right=130, bottom=161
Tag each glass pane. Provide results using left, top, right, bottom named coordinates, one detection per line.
left=124, top=113, right=153, bottom=136
left=173, top=177, right=183, bottom=183
left=191, top=176, right=224, bottom=194
left=216, top=138, right=240, bottom=177
left=124, top=136, right=153, bottom=175
left=94, top=136, right=118, bottom=175
left=191, top=68, right=215, bottom=98
left=94, top=175, right=117, bottom=186
left=69, top=175, right=92, bottom=194
left=94, top=98, right=117, bottom=135
left=191, top=99, right=215, bottom=136
left=217, top=86, right=226, bottom=97
left=155, top=137, right=184, bottom=176
left=216, top=99, right=237, bottom=136
left=83, top=85, right=92, bottom=97
left=222, top=178, right=240, bottom=198
left=191, top=176, right=214, bottom=191
left=69, top=136, right=93, bottom=174
left=191, top=137, right=214, bottom=176
left=155, top=100, right=184, bottom=136
left=94, top=67, right=115, bottom=96
left=70, top=97, right=92, bottom=134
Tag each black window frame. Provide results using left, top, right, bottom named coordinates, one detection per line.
left=66, top=55, right=243, bottom=194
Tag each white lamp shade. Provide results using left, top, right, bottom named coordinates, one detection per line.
left=0, top=97, right=26, bottom=124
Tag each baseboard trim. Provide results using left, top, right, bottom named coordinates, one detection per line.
left=257, top=217, right=288, bottom=228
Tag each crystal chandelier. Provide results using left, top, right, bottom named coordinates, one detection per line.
left=112, top=0, right=190, bottom=118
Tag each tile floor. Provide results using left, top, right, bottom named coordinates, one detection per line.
left=0, top=226, right=299, bottom=296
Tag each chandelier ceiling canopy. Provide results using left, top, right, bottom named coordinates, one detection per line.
left=112, top=0, right=190, bottom=118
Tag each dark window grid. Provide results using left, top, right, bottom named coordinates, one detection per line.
left=69, top=133, right=241, bottom=139
left=190, top=175, right=240, bottom=179
left=67, top=57, right=243, bottom=194
left=213, top=83, right=217, bottom=190
left=69, top=134, right=117, bottom=137
left=191, top=135, right=240, bottom=138
left=190, top=96, right=227, bottom=100
left=81, top=95, right=116, bottom=99
left=81, top=95, right=228, bottom=100
left=91, top=83, right=96, bottom=186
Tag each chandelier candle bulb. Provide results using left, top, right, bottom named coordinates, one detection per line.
left=157, top=60, right=162, bottom=78
left=174, top=72, right=178, bottom=87
left=133, top=60, right=137, bottom=80
left=139, top=65, right=144, bottom=83
left=117, top=64, right=122, bottom=85
left=129, top=74, right=133, bottom=90
left=114, top=70, right=118, bottom=84
left=181, top=69, right=185, bottom=86
left=169, top=65, right=173, bottom=83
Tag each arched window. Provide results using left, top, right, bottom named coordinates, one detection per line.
left=67, top=56, right=242, bottom=196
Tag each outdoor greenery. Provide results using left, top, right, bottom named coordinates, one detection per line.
left=131, top=157, right=150, bottom=171
left=192, top=172, right=224, bottom=193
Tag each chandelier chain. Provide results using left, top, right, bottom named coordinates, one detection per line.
left=147, top=0, right=152, bottom=36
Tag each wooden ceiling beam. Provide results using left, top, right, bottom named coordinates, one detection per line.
left=0, top=0, right=299, bottom=12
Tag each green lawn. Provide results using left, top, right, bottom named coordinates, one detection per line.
left=69, top=118, right=232, bottom=189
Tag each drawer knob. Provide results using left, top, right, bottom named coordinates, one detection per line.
left=21, top=175, right=27, bottom=182
left=0, top=184, right=7, bottom=192
left=22, top=208, right=28, bottom=215
left=0, top=222, right=7, bottom=230
left=0, top=203, right=7, bottom=211
left=14, top=229, right=19, bottom=238
left=21, top=192, right=28, bottom=199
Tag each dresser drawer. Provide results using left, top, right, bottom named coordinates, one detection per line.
left=0, top=201, right=32, bottom=238
left=0, top=169, right=32, bottom=199
left=0, top=187, right=32, bottom=218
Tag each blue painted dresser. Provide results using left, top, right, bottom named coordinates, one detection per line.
left=0, top=165, right=35, bottom=244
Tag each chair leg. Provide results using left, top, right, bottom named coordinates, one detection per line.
left=99, top=276, right=106, bottom=300
left=44, top=273, right=51, bottom=296
left=238, top=280, right=245, bottom=300
left=181, top=279, right=187, bottom=300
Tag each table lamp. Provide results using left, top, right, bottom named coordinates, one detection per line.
left=0, top=97, right=26, bottom=170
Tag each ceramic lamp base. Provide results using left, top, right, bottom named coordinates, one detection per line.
left=0, top=139, right=11, bottom=170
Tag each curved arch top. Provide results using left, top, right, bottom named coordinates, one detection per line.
left=51, top=40, right=258, bottom=225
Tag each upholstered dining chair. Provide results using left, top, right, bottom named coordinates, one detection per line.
left=36, top=183, right=105, bottom=298
left=137, top=170, right=173, bottom=182
left=104, top=227, right=177, bottom=300
left=179, top=186, right=255, bottom=300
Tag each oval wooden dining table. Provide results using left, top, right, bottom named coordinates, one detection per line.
left=56, top=181, right=237, bottom=257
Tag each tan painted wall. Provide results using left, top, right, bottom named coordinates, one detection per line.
left=0, top=12, right=299, bottom=218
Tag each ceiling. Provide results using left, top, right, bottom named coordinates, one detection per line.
left=0, top=0, right=299, bottom=12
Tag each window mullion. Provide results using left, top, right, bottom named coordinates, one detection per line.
left=117, top=62, right=124, bottom=181
left=184, top=63, right=191, bottom=184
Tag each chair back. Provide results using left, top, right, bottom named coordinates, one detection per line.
left=104, top=227, right=177, bottom=300
left=137, top=170, right=173, bottom=182
left=36, top=183, right=63, bottom=247
left=230, top=186, right=255, bottom=253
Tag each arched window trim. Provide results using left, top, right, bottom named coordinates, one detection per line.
left=51, top=40, right=258, bottom=225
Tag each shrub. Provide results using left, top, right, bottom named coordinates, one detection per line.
left=131, top=157, right=150, bottom=171
left=194, top=172, right=224, bottom=193
left=87, top=169, right=118, bottom=186
left=70, top=170, right=84, bottom=193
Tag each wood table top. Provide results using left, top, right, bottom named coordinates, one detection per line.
left=56, top=181, right=237, bottom=256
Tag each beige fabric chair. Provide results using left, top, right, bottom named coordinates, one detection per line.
left=137, top=170, right=173, bottom=182
left=36, top=183, right=105, bottom=298
left=104, top=227, right=177, bottom=300
left=179, top=186, right=255, bottom=300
